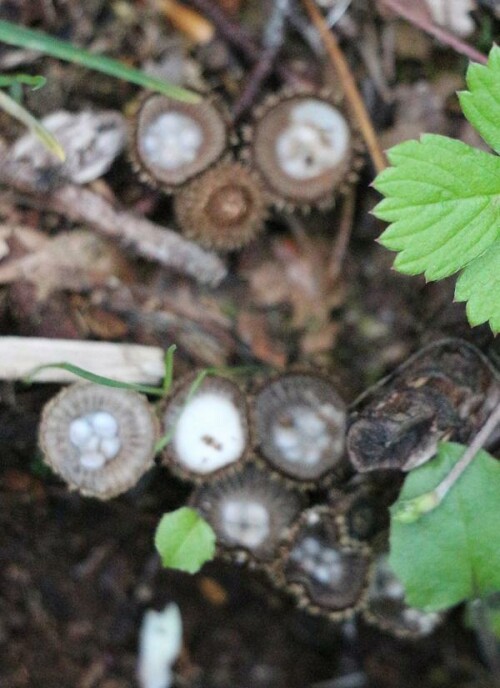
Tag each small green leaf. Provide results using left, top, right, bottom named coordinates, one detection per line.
left=389, top=442, right=500, bottom=612
left=455, top=242, right=500, bottom=333
left=155, top=507, right=216, bottom=574
left=459, top=45, right=500, bottom=154
left=374, top=135, right=500, bottom=281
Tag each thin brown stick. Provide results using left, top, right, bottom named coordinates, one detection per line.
left=381, top=0, right=488, bottom=65
left=328, top=188, right=356, bottom=282
left=187, top=0, right=306, bottom=88
left=0, top=150, right=227, bottom=287
left=302, top=0, right=387, bottom=174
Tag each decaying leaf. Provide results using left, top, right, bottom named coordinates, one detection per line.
left=9, top=110, right=126, bottom=184
left=242, top=235, right=345, bottom=356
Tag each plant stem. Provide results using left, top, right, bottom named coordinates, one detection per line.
left=395, top=402, right=500, bottom=522
left=433, top=402, right=500, bottom=503
left=302, top=0, right=387, bottom=173
left=233, top=0, right=290, bottom=119
left=380, top=0, right=488, bottom=65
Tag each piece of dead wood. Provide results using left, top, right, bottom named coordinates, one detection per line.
left=0, top=145, right=227, bottom=287
left=0, top=337, right=165, bottom=384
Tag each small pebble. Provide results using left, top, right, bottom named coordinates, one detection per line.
left=90, top=412, right=118, bottom=438
left=69, top=418, right=93, bottom=447
left=100, top=436, right=121, bottom=460
left=80, top=451, right=106, bottom=470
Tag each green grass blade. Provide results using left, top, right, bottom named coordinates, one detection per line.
left=24, top=362, right=165, bottom=397
left=0, top=88, right=65, bottom=160
left=0, top=73, right=46, bottom=89
left=0, top=20, right=200, bottom=103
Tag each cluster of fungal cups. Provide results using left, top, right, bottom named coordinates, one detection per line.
left=129, top=88, right=363, bottom=251
left=38, top=339, right=498, bottom=637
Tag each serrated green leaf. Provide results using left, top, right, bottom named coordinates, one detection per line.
left=389, top=442, right=500, bottom=612
left=459, top=45, right=500, bottom=154
left=155, top=507, right=216, bottom=574
left=374, top=135, right=500, bottom=281
left=455, top=242, right=500, bottom=333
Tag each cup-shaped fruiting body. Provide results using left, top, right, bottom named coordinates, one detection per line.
left=39, top=383, right=158, bottom=499
left=272, top=506, right=372, bottom=620
left=130, top=92, right=228, bottom=192
left=173, top=161, right=267, bottom=251
left=160, top=373, right=251, bottom=483
left=252, top=372, right=347, bottom=486
left=189, top=464, right=304, bottom=565
left=329, top=478, right=397, bottom=543
left=245, top=90, right=362, bottom=211
left=362, top=555, right=443, bottom=638
left=347, top=339, right=500, bottom=473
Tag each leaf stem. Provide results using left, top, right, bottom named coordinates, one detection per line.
left=395, top=402, right=500, bottom=523
left=433, top=401, right=500, bottom=502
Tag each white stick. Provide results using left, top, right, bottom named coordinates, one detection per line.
left=0, top=337, right=165, bottom=384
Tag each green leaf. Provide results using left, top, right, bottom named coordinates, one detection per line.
left=458, top=45, right=500, bottom=154
left=374, top=135, right=500, bottom=281
left=155, top=507, right=216, bottom=574
left=389, top=442, right=500, bottom=612
left=0, top=20, right=200, bottom=103
left=455, top=242, right=500, bottom=333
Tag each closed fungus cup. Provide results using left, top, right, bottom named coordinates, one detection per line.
left=272, top=506, right=372, bottom=620
left=173, top=161, right=267, bottom=251
left=362, top=555, right=443, bottom=639
left=245, top=90, right=362, bottom=210
left=39, top=383, right=158, bottom=499
left=252, top=373, right=347, bottom=487
left=189, top=464, right=304, bottom=566
left=130, top=92, right=228, bottom=192
left=160, top=373, right=251, bottom=483
left=328, top=479, right=395, bottom=543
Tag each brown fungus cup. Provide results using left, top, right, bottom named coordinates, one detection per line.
left=252, top=372, right=347, bottom=487
left=39, top=383, right=158, bottom=499
left=190, top=463, right=304, bottom=566
left=130, top=92, right=229, bottom=192
left=361, top=554, right=444, bottom=639
left=245, top=89, right=363, bottom=211
left=271, top=506, right=372, bottom=621
left=173, top=160, right=268, bottom=251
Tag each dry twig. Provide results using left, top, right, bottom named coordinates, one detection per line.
left=0, top=147, right=227, bottom=287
